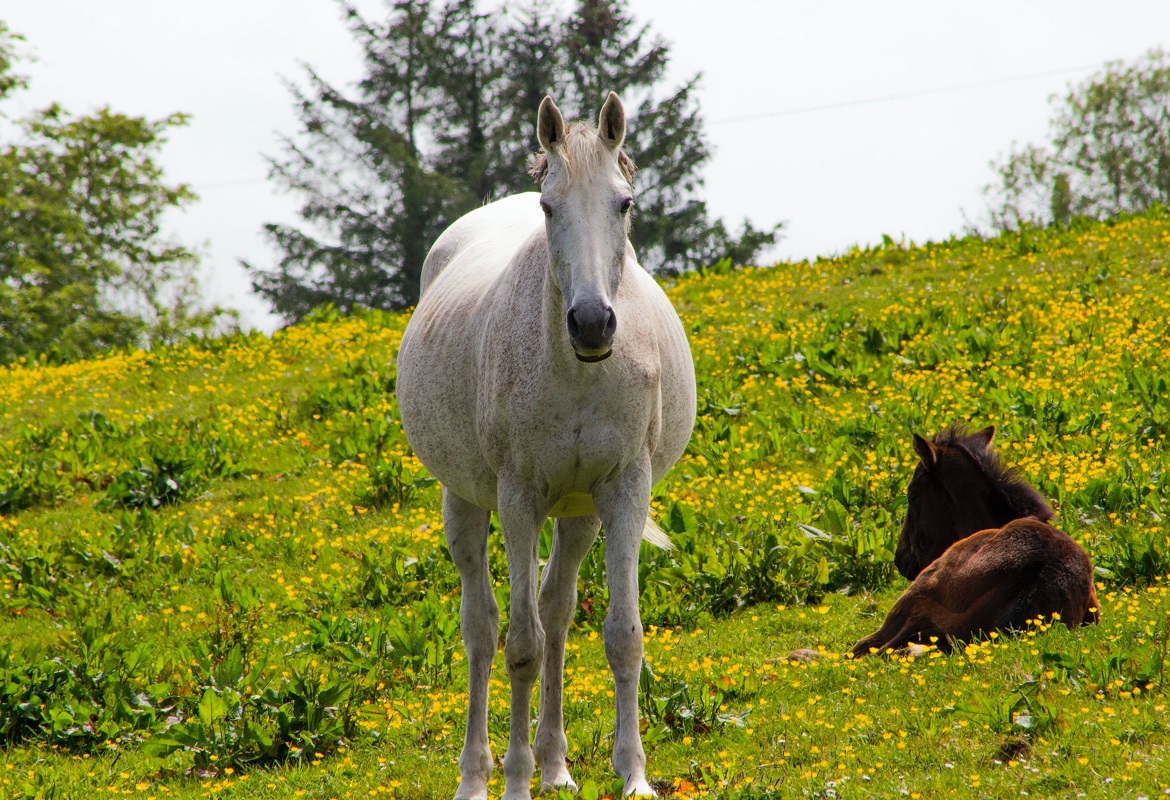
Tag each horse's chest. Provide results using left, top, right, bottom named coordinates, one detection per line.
left=482, top=371, right=657, bottom=484
left=525, top=392, right=647, bottom=456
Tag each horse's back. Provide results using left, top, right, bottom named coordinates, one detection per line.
left=419, top=192, right=544, bottom=298
left=853, top=519, right=1097, bottom=656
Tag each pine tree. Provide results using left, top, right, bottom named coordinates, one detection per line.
left=427, top=0, right=503, bottom=200
left=249, top=0, right=782, bottom=322
left=493, top=6, right=563, bottom=197
left=247, top=2, right=472, bottom=322
left=561, top=0, right=668, bottom=112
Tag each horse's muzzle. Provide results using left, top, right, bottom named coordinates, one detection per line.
left=567, top=301, right=617, bottom=362
left=894, top=546, right=921, bottom=581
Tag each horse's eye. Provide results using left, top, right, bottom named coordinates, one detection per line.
left=540, top=200, right=552, bottom=217
left=619, top=197, right=633, bottom=214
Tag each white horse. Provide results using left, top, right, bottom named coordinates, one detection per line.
left=396, top=92, right=696, bottom=800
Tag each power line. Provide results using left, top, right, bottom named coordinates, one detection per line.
left=709, top=61, right=1105, bottom=126
left=191, top=60, right=1110, bottom=189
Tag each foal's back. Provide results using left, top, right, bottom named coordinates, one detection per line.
left=852, top=518, right=1098, bottom=657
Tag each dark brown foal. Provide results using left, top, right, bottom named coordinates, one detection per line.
left=853, top=424, right=1098, bottom=658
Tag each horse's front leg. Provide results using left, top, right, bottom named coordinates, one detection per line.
left=594, top=459, right=655, bottom=798
left=534, top=515, right=601, bottom=792
left=498, top=478, right=547, bottom=800
left=444, top=489, right=497, bottom=800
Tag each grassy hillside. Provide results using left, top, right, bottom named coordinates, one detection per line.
left=2, top=209, right=1170, bottom=798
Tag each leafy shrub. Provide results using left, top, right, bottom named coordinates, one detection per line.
left=0, top=509, right=196, bottom=612
left=299, top=355, right=396, bottom=420
left=101, top=421, right=244, bottom=509
left=639, top=659, right=752, bottom=745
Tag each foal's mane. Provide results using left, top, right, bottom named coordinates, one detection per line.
left=528, top=121, right=637, bottom=184
left=934, top=423, right=1054, bottom=522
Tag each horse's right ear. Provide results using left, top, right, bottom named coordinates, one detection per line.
left=913, top=433, right=937, bottom=468
left=537, top=96, right=566, bottom=155
left=972, top=425, right=996, bottom=450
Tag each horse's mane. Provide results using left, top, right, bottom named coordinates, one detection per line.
left=528, top=121, right=636, bottom=185
left=934, top=423, right=1055, bottom=522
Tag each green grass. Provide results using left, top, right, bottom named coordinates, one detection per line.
left=3, top=210, right=1170, bottom=798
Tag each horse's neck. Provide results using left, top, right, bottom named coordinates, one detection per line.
left=484, top=233, right=573, bottom=367
left=953, top=481, right=1018, bottom=537
left=538, top=273, right=569, bottom=358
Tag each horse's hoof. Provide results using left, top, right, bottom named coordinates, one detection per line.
left=540, top=777, right=578, bottom=794
left=624, top=778, right=656, bottom=798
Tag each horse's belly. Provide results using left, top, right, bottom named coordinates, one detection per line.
left=507, top=413, right=650, bottom=508
left=549, top=492, right=596, bottom=518
left=397, top=314, right=499, bottom=510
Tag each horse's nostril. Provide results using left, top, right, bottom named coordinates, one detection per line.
left=566, top=309, right=581, bottom=338
left=603, top=306, right=617, bottom=338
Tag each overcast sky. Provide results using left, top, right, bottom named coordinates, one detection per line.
left=5, top=1, right=1168, bottom=331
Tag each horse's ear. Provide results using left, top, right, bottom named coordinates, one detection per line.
left=972, top=425, right=996, bottom=450
left=598, top=91, right=626, bottom=151
left=537, top=96, right=566, bottom=154
left=913, top=433, right=937, bottom=468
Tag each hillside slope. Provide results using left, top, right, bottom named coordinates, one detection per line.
left=2, top=209, right=1169, bottom=798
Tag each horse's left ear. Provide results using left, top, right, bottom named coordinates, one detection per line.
left=972, top=426, right=996, bottom=450
left=598, top=91, right=626, bottom=151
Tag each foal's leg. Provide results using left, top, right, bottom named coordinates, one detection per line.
left=595, top=461, right=655, bottom=798
left=444, top=489, right=497, bottom=800
left=534, top=515, right=601, bottom=792
left=498, top=480, right=546, bottom=800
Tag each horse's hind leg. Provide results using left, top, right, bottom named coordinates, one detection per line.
left=851, top=587, right=946, bottom=658
left=595, top=460, right=655, bottom=797
left=444, top=489, right=496, bottom=800
left=852, top=590, right=919, bottom=658
left=534, top=515, right=601, bottom=793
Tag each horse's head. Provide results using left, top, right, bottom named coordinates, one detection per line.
left=894, top=424, right=1054, bottom=580
left=532, top=93, right=636, bottom=363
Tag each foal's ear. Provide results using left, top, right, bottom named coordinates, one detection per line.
left=972, top=425, right=996, bottom=450
left=912, top=433, right=937, bottom=468
left=537, top=96, right=566, bottom=154
left=598, top=91, right=626, bottom=151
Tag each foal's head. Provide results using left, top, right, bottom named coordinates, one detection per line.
left=530, top=93, right=636, bottom=363
left=894, top=424, right=1054, bottom=580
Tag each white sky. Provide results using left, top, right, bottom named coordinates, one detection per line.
left=4, top=1, right=1168, bottom=332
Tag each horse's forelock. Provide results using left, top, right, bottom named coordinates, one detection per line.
left=617, top=149, right=636, bottom=184
left=528, top=121, right=636, bottom=185
left=527, top=152, right=549, bottom=183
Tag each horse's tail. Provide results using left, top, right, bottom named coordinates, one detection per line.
left=642, top=516, right=673, bottom=550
